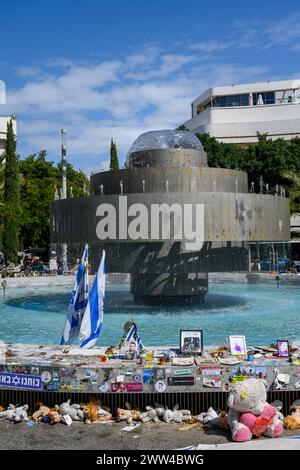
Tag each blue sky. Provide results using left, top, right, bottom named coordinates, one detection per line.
left=1, top=0, right=300, bottom=173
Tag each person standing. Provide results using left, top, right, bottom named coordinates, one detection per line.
left=275, top=272, right=281, bottom=288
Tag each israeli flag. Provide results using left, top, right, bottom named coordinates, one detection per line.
left=124, top=322, right=144, bottom=351
left=60, top=244, right=89, bottom=345
left=79, top=250, right=106, bottom=349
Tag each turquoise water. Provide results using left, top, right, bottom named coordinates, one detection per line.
left=0, top=283, right=299, bottom=347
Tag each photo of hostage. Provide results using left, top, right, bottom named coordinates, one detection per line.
left=182, top=336, right=200, bottom=353
left=126, top=341, right=138, bottom=360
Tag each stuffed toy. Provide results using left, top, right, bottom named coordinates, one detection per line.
left=227, top=378, right=283, bottom=442
left=58, top=399, right=85, bottom=424
left=32, top=402, right=51, bottom=421
left=0, top=404, right=29, bottom=422
left=284, top=401, right=300, bottom=430
left=197, top=407, right=227, bottom=427
left=48, top=406, right=62, bottom=425
left=0, top=404, right=16, bottom=420
left=84, top=401, right=112, bottom=424
left=163, top=405, right=191, bottom=424
left=13, top=405, right=29, bottom=423
left=140, top=405, right=163, bottom=423
left=116, top=408, right=141, bottom=424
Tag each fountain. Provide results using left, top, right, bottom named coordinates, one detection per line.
left=51, top=130, right=290, bottom=305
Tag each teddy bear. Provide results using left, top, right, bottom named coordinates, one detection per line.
left=284, top=401, right=300, bottom=430
left=0, top=404, right=29, bottom=422
left=197, top=407, right=228, bottom=428
left=0, top=404, right=16, bottom=420
left=140, top=404, right=165, bottom=423
left=58, top=399, right=85, bottom=424
left=32, top=402, right=51, bottom=421
left=163, top=405, right=192, bottom=424
left=13, top=405, right=29, bottom=423
left=47, top=406, right=62, bottom=425
left=116, top=407, right=141, bottom=424
left=227, top=378, right=283, bottom=442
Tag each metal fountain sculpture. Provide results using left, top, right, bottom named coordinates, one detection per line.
left=51, top=130, right=290, bottom=305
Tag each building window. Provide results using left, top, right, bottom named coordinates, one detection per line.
left=196, top=101, right=211, bottom=115
left=253, top=92, right=275, bottom=105
left=212, top=94, right=250, bottom=108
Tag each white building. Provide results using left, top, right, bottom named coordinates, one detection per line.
left=0, top=80, right=7, bottom=158
left=183, top=79, right=300, bottom=145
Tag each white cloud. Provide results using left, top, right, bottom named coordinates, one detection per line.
left=263, top=13, right=300, bottom=48
left=188, top=41, right=231, bottom=52
left=14, top=66, right=42, bottom=77
left=4, top=25, right=281, bottom=172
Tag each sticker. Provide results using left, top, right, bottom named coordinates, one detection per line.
left=202, top=377, right=221, bottom=388
left=175, top=369, right=192, bottom=376
left=133, top=374, right=141, bottom=382
left=143, top=369, right=154, bottom=384
left=232, top=375, right=247, bottom=383
left=222, top=382, right=232, bottom=392
left=167, top=376, right=194, bottom=386
left=200, top=367, right=223, bottom=376
left=99, top=381, right=110, bottom=392
left=47, top=381, right=60, bottom=391
left=52, top=371, right=59, bottom=381
left=155, top=369, right=166, bottom=379
left=111, top=382, right=143, bottom=392
left=30, top=367, right=39, bottom=375
left=90, top=374, right=98, bottom=384
left=60, top=369, right=77, bottom=380
left=155, top=380, right=167, bottom=392
left=41, top=371, right=52, bottom=383
left=231, top=367, right=267, bottom=380
left=125, top=368, right=133, bottom=376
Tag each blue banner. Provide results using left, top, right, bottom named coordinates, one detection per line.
left=0, top=373, right=42, bottom=390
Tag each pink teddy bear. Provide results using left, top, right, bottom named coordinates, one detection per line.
left=227, top=378, right=283, bottom=442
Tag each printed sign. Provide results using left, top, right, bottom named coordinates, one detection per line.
left=202, top=377, right=221, bottom=388
left=200, top=367, right=223, bottom=376
left=0, top=373, right=42, bottom=390
left=111, top=382, right=143, bottom=392
left=167, top=376, right=194, bottom=386
left=174, top=369, right=192, bottom=376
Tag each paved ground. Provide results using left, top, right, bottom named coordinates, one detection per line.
left=0, top=420, right=299, bottom=450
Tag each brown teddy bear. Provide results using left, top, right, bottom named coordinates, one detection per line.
left=32, top=402, right=51, bottom=421
left=284, top=402, right=300, bottom=430
left=116, top=408, right=140, bottom=424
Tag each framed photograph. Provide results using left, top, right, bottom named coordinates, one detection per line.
left=229, top=335, right=247, bottom=356
left=277, top=340, right=289, bottom=357
left=180, top=330, right=203, bottom=355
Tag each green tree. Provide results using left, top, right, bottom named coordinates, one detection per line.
left=282, top=171, right=300, bottom=213
left=110, top=138, right=119, bottom=171
left=19, top=151, right=57, bottom=248
left=195, top=132, right=300, bottom=212
left=19, top=152, right=90, bottom=249
left=2, top=118, right=20, bottom=262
